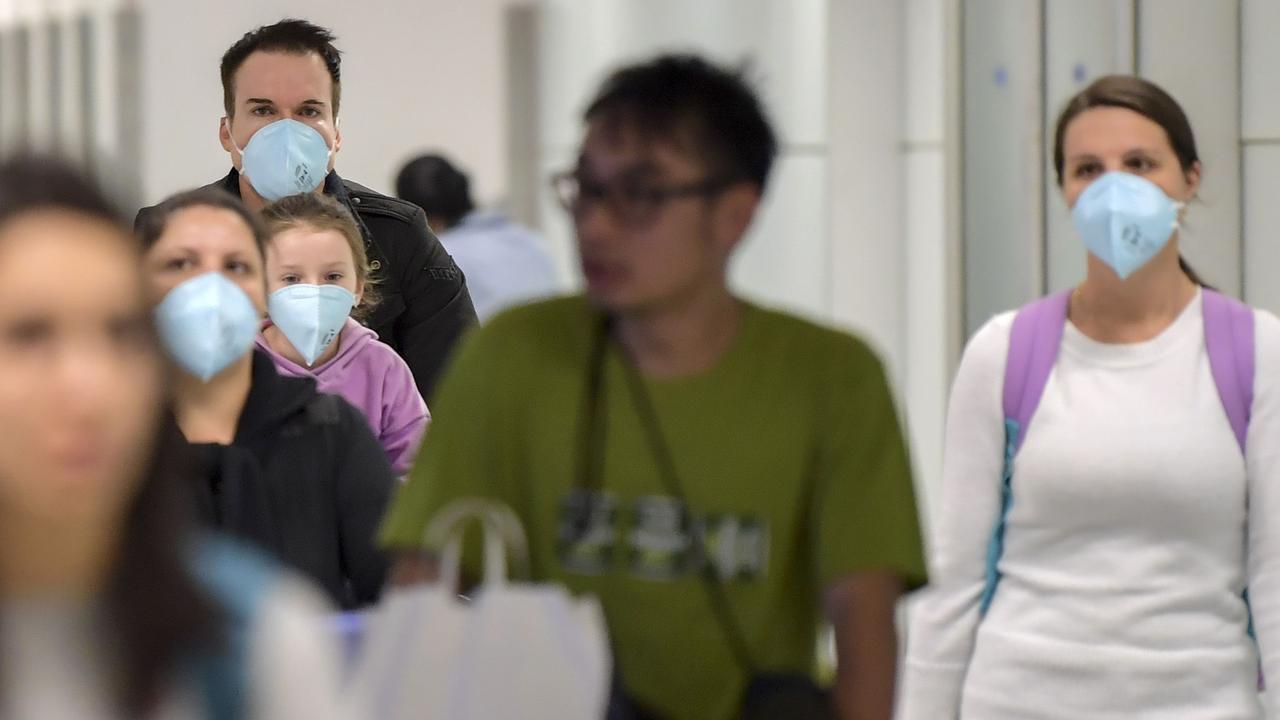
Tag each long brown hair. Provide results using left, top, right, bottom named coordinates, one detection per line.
left=0, top=156, right=221, bottom=716
left=1052, top=74, right=1208, bottom=286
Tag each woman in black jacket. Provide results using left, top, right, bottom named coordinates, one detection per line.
left=136, top=187, right=395, bottom=609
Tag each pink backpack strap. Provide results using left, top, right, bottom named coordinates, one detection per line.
left=1202, top=289, right=1255, bottom=454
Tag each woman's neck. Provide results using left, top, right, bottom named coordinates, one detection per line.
left=171, top=353, right=255, bottom=445
left=0, top=511, right=119, bottom=601
left=1072, top=241, right=1198, bottom=344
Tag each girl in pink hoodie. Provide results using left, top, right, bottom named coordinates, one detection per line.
left=256, top=193, right=429, bottom=475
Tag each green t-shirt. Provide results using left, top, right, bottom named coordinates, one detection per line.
left=381, top=296, right=926, bottom=720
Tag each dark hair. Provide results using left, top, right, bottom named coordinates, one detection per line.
left=0, top=156, right=220, bottom=716
left=220, top=19, right=342, bottom=118
left=395, top=154, right=475, bottom=230
left=138, top=188, right=269, bottom=259
left=1052, top=74, right=1208, bottom=286
left=0, top=156, right=121, bottom=226
left=261, top=192, right=382, bottom=320
left=583, top=54, right=778, bottom=191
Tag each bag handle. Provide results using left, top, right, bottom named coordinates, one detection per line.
left=422, top=498, right=531, bottom=590
left=358, top=501, right=530, bottom=718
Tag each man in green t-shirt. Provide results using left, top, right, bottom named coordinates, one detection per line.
left=381, top=54, right=926, bottom=720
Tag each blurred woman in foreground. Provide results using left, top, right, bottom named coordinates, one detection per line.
left=0, top=156, right=340, bottom=719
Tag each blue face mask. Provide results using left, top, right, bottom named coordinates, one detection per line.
left=229, top=118, right=333, bottom=202
left=1071, top=171, right=1184, bottom=280
left=267, top=284, right=356, bottom=367
left=155, top=272, right=261, bottom=381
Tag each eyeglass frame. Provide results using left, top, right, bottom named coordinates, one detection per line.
left=549, top=169, right=736, bottom=228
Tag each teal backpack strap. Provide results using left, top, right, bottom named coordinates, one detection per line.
left=189, top=535, right=280, bottom=720
left=982, top=290, right=1070, bottom=616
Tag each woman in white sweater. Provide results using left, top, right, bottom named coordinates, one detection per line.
left=900, top=75, right=1280, bottom=719
left=0, top=157, right=343, bottom=720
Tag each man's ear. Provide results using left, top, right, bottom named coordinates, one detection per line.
left=714, top=184, right=762, bottom=255
left=219, top=116, right=234, bottom=154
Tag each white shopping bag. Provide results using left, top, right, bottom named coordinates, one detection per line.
left=345, top=498, right=611, bottom=720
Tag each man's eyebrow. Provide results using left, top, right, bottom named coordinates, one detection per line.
left=244, top=98, right=329, bottom=109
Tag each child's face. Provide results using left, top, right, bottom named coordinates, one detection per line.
left=265, top=225, right=363, bottom=303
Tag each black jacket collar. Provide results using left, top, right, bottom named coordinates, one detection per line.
left=215, top=168, right=375, bottom=249
left=217, top=167, right=347, bottom=198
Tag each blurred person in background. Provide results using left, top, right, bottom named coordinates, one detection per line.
left=137, top=188, right=395, bottom=610
left=0, top=156, right=342, bottom=719
left=255, top=192, right=429, bottom=477
left=136, top=18, right=476, bottom=402
left=397, top=153, right=560, bottom=322
left=381, top=55, right=925, bottom=720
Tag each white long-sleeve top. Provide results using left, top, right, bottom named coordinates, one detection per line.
left=900, top=290, right=1280, bottom=719
left=0, top=577, right=344, bottom=720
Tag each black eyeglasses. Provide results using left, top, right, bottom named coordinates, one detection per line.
left=550, top=171, right=731, bottom=227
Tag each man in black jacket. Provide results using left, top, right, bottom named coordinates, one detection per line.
left=136, top=19, right=476, bottom=401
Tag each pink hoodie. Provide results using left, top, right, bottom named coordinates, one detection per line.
left=256, top=318, right=429, bottom=475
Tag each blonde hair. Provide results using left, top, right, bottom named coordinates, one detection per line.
left=260, top=193, right=381, bottom=321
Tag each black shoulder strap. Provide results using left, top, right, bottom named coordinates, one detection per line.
left=614, top=336, right=760, bottom=677
left=568, top=315, right=614, bottom=541
left=576, top=317, right=758, bottom=676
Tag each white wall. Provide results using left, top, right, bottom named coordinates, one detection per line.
left=1243, top=0, right=1280, bottom=314
left=961, top=0, right=1044, bottom=333
left=1043, top=0, right=1135, bottom=293
left=827, top=0, right=959, bottom=520
left=1139, top=0, right=1241, bottom=296
left=137, top=0, right=526, bottom=207
left=900, top=0, right=960, bottom=524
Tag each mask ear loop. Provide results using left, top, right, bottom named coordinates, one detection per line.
left=1172, top=200, right=1187, bottom=231
left=225, top=117, right=246, bottom=156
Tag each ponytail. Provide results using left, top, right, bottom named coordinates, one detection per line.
left=1178, top=255, right=1213, bottom=290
